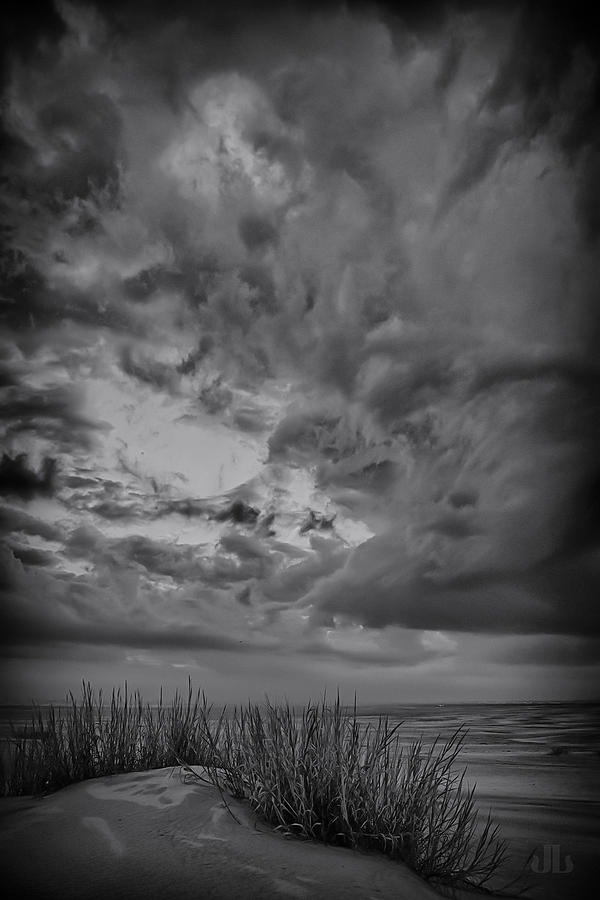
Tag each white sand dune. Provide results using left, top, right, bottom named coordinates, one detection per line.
left=0, top=767, right=446, bottom=900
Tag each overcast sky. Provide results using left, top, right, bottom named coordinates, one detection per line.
left=1, top=0, right=599, bottom=705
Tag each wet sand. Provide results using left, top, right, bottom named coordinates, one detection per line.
left=466, top=753, right=600, bottom=899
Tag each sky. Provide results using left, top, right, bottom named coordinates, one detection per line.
left=1, top=0, right=599, bottom=705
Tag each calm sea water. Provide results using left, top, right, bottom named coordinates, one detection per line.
left=2, top=700, right=598, bottom=743
left=355, top=700, right=600, bottom=754
left=2, top=701, right=598, bottom=899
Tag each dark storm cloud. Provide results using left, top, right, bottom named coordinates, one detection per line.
left=1, top=87, right=125, bottom=341
left=5, top=542, right=56, bottom=567
left=320, top=454, right=400, bottom=500
left=64, top=474, right=105, bottom=489
left=238, top=214, right=278, bottom=252
left=0, top=505, right=63, bottom=541
left=0, top=386, right=80, bottom=426
left=1, top=98, right=121, bottom=226
left=294, top=340, right=599, bottom=643
left=361, top=358, right=453, bottom=423
left=1, top=0, right=66, bottom=59
left=88, top=500, right=143, bottom=520
left=261, top=536, right=349, bottom=607
left=0, top=363, right=19, bottom=388
left=65, top=524, right=276, bottom=589
left=155, top=498, right=208, bottom=518
left=0, top=542, right=255, bottom=654
left=66, top=523, right=103, bottom=556
left=1, top=640, right=126, bottom=663
left=437, top=120, right=515, bottom=220
left=214, top=500, right=260, bottom=526
left=1, top=0, right=599, bottom=691
left=219, top=532, right=269, bottom=561
left=232, top=404, right=270, bottom=433
left=198, top=377, right=233, bottom=415
left=66, top=527, right=206, bottom=582
left=119, top=345, right=179, bottom=392
left=64, top=482, right=268, bottom=528
left=1, top=593, right=248, bottom=654
left=0, top=249, right=141, bottom=342
left=4, top=0, right=594, bottom=370
left=426, top=511, right=479, bottom=540
left=0, top=251, right=46, bottom=334
left=491, top=635, right=600, bottom=668
left=305, top=534, right=600, bottom=638
left=0, top=454, right=57, bottom=499
left=122, top=266, right=185, bottom=303
left=300, top=629, right=453, bottom=668
left=0, top=383, right=109, bottom=449
left=299, top=510, right=336, bottom=535
left=63, top=473, right=155, bottom=522
left=469, top=354, right=600, bottom=398
left=33, top=90, right=122, bottom=199
left=484, top=2, right=599, bottom=147
left=268, top=406, right=354, bottom=465
left=556, top=469, right=600, bottom=561
left=482, top=3, right=600, bottom=243
left=1, top=622, right=247, bottom=653
left=104, top=534, right=217, bottom=584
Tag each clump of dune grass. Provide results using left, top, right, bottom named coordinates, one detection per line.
left=0, top=680, right=208, bottom=796
left=1, top=683, right=511, bottom=892
left=183, top=695, right=509, bottom=892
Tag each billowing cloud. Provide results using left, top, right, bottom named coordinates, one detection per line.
left=1, top=0, right=599, bottom=702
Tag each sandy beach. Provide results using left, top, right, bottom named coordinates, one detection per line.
left=1, top=767, right=444, bottom=900
left=2, top=754, right=598, bottom=899
left=2, top=702, right=598, bottom=900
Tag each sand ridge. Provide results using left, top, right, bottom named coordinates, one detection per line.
left=0, top=767, right=445, bottom=900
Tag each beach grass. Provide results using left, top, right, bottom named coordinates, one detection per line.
left=1, top=681, right=508, bottom=892
left=1, top=680, right=207, bottom=795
